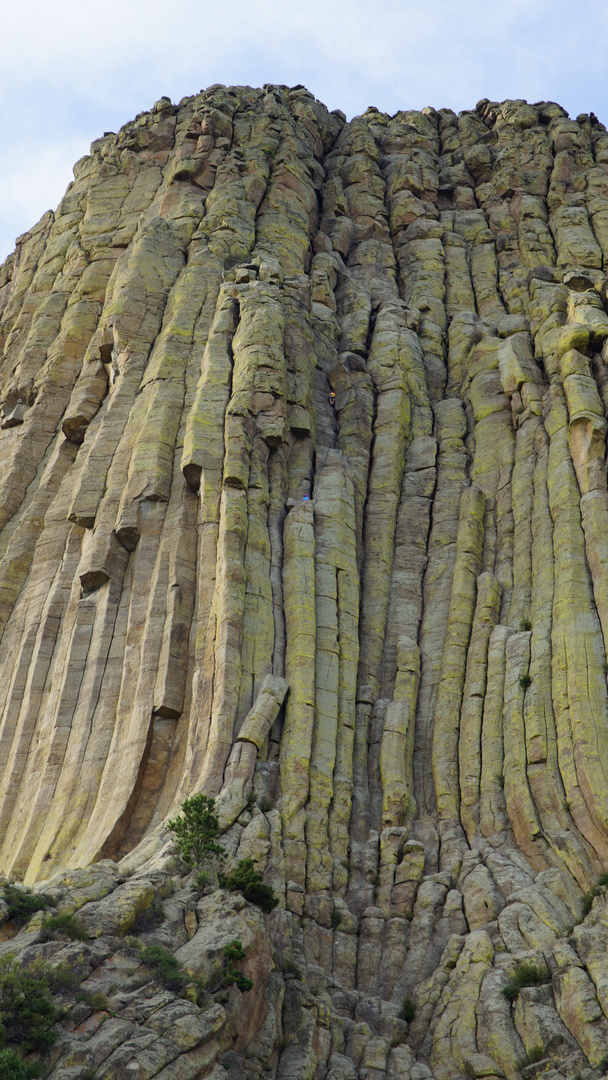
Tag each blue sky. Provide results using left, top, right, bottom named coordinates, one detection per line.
left=2, top=0, right=608, bottom=263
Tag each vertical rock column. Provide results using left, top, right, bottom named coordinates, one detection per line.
left=280, top=500, right=315, bottom=897
left=414, top=399, right=468, bottom=817
left=432, top=485, right=485, bottom=862
left=199, top=278, right=286, bottom=794
left=545, top=387, right=608, bottom=866
left=305, top=454, right=358, bottom=904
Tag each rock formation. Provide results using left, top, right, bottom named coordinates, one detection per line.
left=3, top=85, right=608, bottom=1078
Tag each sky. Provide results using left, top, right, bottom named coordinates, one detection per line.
left=2, top=0, right=608, bottom=263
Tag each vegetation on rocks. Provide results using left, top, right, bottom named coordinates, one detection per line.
left=40, top=912, right=89, bottom=942
left=401, top=996, right=416, bottom=1022
left=0, top=1050, right=40, bottom=1080
left=131, top=898, right=164, bottom=933
left=502, top=963, right=550, bottom=1001
left=1, top=886, right=54, bottom=926
left=168, top=795, right=225, bottom=891
left=138, top=944, right=188, bottom=992
left=222, top=940, right=253, bottom=992
left=520, top=1045, right=546, bottom=1067
left=220, top=858, right=278, bottom=913
left=0, top=957, right=57, bottom=1053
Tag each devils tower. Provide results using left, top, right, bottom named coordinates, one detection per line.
left=1, top=84, right=608, bottom=1078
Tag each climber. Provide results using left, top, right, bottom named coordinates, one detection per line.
left=328, top=390, right=336, bottom=409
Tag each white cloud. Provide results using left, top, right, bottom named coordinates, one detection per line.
left=2, top=0, right=608, bottom=262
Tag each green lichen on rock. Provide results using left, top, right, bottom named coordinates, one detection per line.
left=2, top=87, right=608, bottom=1080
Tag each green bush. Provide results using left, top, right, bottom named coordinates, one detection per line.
left=76, top=990, right=109, bottom=1011
left=37, top=961, right=80, bottom=995
left=330, top=908, right=342, bottom=928
left=1, top=886, right=55, bottom=926
left=192, top=870, right=209, bottom=895
left=401, top=996, right=415, bottom=1022
left=0, top=958, right=57, bottom=1053
left=518, top=673, right=532, bottom=690
left=40, top=912, right=89, bottom=943
left=0, top=1049, right=41, bottom=1079
left=220, top=859, right=278, bottom=913
left=582, top=889, right=598, bottom=916
left=222, top=940, right=252, bottom=992
left=132, top=900, right=164, bottom=934
left=223, top=940, right=245, bottom=963
left=575, top=874, right=608, bottom=921
left=167, top=795, right=225, bottom=879
left=223, top=966, right=252, bottom=992
left=520, top=1045, right=545, bottom=1066
left=281, top=958, right=302, bottom=980
left=502, top=963, right=549, bottom=1002
left=139, top=945, right=187, bottom=992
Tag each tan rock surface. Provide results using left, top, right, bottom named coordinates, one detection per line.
left=6, top=88, right=608, bottom=1080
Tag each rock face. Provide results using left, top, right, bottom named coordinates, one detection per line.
left=4, top=87, right=608, bottom=1078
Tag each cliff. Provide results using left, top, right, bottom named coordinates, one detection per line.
left=1, top=85, right=608, bottom=1079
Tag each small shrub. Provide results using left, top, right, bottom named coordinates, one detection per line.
left=221, top=939, right=252, bottom=992
left=519, top=617, right=532, bottom=631
left=42, top=962, right=81, bottom=995
left=401, top=996, right=416, bottom=1023
left=599, top=1054, right=608, bottom=1072
left=0, top=1049, right=41, bottom=1079
left=192, top=870, right=209, bottom=894
left=220, top=858, right=278, bottom=913
left=1, top=885, right=55, bottom=926
left=76, top=990, right=109, bottom=1011
left=89, top=991, right=110, bottom=1010
left=132, top=900, right=164, bottom=934
left=520, top=1045, right=545, bottom=1066
left=139, top=945, right=187, bottom=992
left=519, top=673, right=532, bottom=690
left=167, top=794, right=225, bottom=873
left=330, top=908, right=342, bottom=928
left=502, top=963, right=549, bottom=1001
left=598, top=873, right=608, bottom=888
left=0, top=957, right=57, bottom=1052
left=124, top=936, right=144, bottom=952
left=259, top=796, right=274, bottom=814
left=223, top=940, right=245, bottom=963
left=582, top=889, right=598, bottom=916
left=281, top=958, right=302, bottom=980
left=40, top=912, right=89, bottom=943
left=223, top=966, right=253, bottom=992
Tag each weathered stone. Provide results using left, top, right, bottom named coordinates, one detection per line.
left=5, top=88, right=608, bottom=1080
